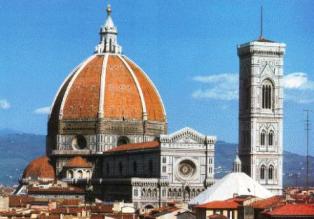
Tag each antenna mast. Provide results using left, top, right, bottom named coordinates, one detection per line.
left=260, top=6, right=263, bottom=39
left=304, top=109, right=311, bottom=187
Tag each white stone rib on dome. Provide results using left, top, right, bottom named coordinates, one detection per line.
left=118, top=55, right=148, bottom=120
left=98, top=54, right=109, bottom=118
left=59, top=54, right=97, bottom=119
left=189, top=172, right=273, bottom=205
left=49, top=58, right=87, bottom=119
left=123, top=55, right=167, bottom=119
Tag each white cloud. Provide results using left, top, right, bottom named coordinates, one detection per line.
left=192, top=72, right=314, bottom=103
left=283, top=72, right=314, bottom=90
left=0, top=99, right=11, bottom=110
left=283, top=72, right=314, bottom=103
left=192, top=73, right=238, bottom=101
left=34, top=106, right=51, bottom=115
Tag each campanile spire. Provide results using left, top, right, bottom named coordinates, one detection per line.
left=95, top=3, right=122, bottom=54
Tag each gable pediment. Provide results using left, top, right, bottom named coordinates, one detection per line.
left=260, top=63, right=275, bottom=76
left=160, top=127, right=213, bottom=144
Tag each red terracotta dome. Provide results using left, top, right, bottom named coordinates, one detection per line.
left=22, top=156, right=55, bottom=180
left=50, top=54, right=166, bottom=122
left=65, top=156, right=92, bottom=168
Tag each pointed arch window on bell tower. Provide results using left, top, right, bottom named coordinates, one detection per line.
left=260, top=165, right=266, bottom=180
left=262, top=80, right=273, bottom=109
left=269, top=131, right=274, bottom=146
left=260, top=130, right=266, bottom=146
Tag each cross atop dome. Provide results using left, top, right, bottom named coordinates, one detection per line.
left=95, top=3, right=122, bottom=54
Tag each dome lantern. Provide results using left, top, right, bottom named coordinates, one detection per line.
left=233, top=154, right=242, bottom=173
left=95, top=4, right=122, bottom=54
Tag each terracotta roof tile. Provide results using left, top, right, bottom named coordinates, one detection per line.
left=52, top=54, right=166, bottom=124
left=208, top=215, right=227, bottom=219
left=90, top=203, right=113, bottom=213
left=264, top=204, right=314, bottom=216
left=125, top=57, right=166, bottom=122
left=23, top=156, right=55, bottom=180
left=64, top=156, right=92, bottom=168
left=106, top=141, right=160, bottom=153
left=63, top=55, right=103, bottom=119
left=28, top=185, right=85, bottom=195
left=104, top=55, right=143, bottom=120
left=196, top=199, right=240, bottom=209
left=9, top=195, right=34, bottom=208
left=251, top=196, right=283, bottom=209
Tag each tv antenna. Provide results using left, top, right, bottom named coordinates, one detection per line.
left=304, top=109, right=312, bottom=187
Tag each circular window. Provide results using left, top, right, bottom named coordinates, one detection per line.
left=178, top=160, right=196, bottom=179
left=71, top=135, right=87, bottom=150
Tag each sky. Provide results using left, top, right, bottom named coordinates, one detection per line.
left=0, top=0, right=314, bottom=155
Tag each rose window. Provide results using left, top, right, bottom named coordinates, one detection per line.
left=178, top=160, right=196, bottom=179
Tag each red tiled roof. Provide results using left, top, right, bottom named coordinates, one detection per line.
left=50, top=207, right=85, bottom=215
left=125, top=57, right=166, bottom=122
left=208, top=214, right=227, bottom=219
left=53, top=54, right=166, bottom=122
left=0, top=210, right=31, bottom=217
left=264, top=204, right=314, bottom=216
left=28, top=186, right=85, bottom=195
left=23, top=156, right=55, bottom=180
left=90, top=203, right=113, bottom=213
left=9, top=195, right=34, bottom=208
left=106, top=141, right=160, bottom=153
left=251, top=196, right=283, bottom=209
left=196, top=200, right=239, bottom=209
left=59, top=199, right=81, bottom=206
left=39, top=214, right=60, bottom=219
left=63, top=56, right=103, bottom=119
left=65, top=156, right=92, bottom=168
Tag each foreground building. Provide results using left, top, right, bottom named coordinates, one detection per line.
left=19, top=4, right=216, bottom=209
left=189, top=157, right=273, bottom=206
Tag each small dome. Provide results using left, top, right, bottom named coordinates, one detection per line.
left=65, top=156, right=92, bottom=168
left=22, top=156, right=55, bottom=181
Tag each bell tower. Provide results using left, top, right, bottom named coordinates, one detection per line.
left=237, top=37, right=286, bottom=195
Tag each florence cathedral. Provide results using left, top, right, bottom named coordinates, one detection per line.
left=17, top=3, right=285, bottom=209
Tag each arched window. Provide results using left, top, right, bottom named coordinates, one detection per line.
left=269, top=131, right=274, bottom=146
left=109, top=39, right=112, bottom=52
left=269, top=165, right=274, bottom=180
left=141, top=188, right=146, bottom=197
left=86, top=170, right=91, bottom=178
left=77, top=170, right=83, bottom=179
left=260, top=130, right=266, bottom=146
left=133, top=161, right=137, bottom=174
left=262, top=80, right=273, bottom=109
left=117, top=136, right=129, bottom=146
left=147, top=189, right=152, bottom=197
left=260, top=165, right=266, bottom=180
left=68, top=170, right=74, bottom=179
left=168, top=189, right=172, bottom=197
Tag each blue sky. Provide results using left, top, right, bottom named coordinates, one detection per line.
left=0, top=0, right=314, bottom=155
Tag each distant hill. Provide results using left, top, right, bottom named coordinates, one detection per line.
left=0, top=128, right=20, bottom=136
left=215, top=141, right=314, bottom=186
left=0, top=133, right=45, bottom=185
left=0, top=131, right=312, bottom=186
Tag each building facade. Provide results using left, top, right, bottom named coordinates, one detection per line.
left=238, top=38, right=286, bottom=195
left=100, top=127, right=215, bottom=208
